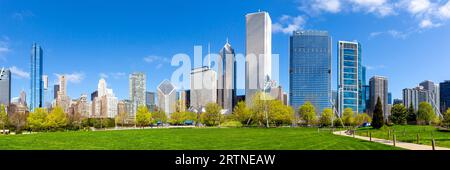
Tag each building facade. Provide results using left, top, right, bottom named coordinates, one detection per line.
left=403, top=81, right=441, bottom=116
left=145, top=91, right=156, bottom=112
left=289, top=30, right=331, bottom=114
left=30, top=43, right=44, bottom=111
left=369, top=76, right=389, bottom=119
left=129, top=72, right=146, bottom=116
left=157, top=80, right=177, bottom=116
left=217, top=40, right=236, bottom=114
left=190, top=67, right=217, bottom=110
left=440, top=80, right=450, bottom=113
left=245, top=11, right=272, bottom=106
left=338, top=41, right=362, bottom=115
left=0, top=68, right=11, bottom=106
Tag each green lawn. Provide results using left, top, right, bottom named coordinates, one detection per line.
left=0, top=128, right=400, bottom=150
left=356, top=125, right=450, bottom=148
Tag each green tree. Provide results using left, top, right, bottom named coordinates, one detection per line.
left=389, top=104, right=408, bottom=125
left=319, top=108, right=334, bottom=127
left=152, top=110, right=168, bottom=125
left=406, top=102, right=417, bottom=125
left=0, top=104, right=9, bottom=134
left=298, top=102, right=317, bottom=126
left=354, top=113, right=371, bottom=126
left=136, top=105, right=152, bottom=128
left=270, top=100, right=294, bottom=126
left=233, top=101, right=252, bottom=125
left=442, top=109, right=450, bottom=128
left=251, top=92, right=274, bottom=127
left=417, top=102, right=435, bottom=125
left=9, top=111, right=27, bottom=134
left=372, top=97, right=385, bottom=129
left=201, top=103, right=223, bottom=126
left=115, top=111, right=128, bottom=127
left=27, top=108, right=48, bottom=132
left=342, top=108, right=355, bottom=126
left=46, top=107, right=68, bottom=131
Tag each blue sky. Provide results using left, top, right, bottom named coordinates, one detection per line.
left=1, top=0, right=450, bottom=102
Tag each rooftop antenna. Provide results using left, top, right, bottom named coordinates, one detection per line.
left=226, top=37, right=229, bottom=44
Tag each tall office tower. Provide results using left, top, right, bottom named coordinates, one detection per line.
left=403, top=84, right=437, bottom=113
left=93, top=78, right=118, bottom=118
left=360, top=66, right=368, bottom=113
left=117, top=99, right=133, bottom=120
left=30, top=43, right=44, bottom=111
left=338, top=41, right=362, bottom=115
left=129, top=72, right=146, bottom=116
left=74, top=94, right=91, bottom=117
left=388, top=92, right=392, bottom=105
left=217, top=40, right=236, bottom=114
left=369, top=76, right=389, bottom=119
left=0, top=68, right=11, bottom=106
left=245, top=11, right=272, bottom=106
left=91, top=90, right=98, bottom=101
left=419, top=80, right=440, bottom=114
left=56, top=75, right=71, bottom=113
left=178, top=91, right=187, bottom=112
left=145, top=91, right=155, bottom=111
left=440, top=80, right=450, bottom=113
left=289, top=30, right=331, bottom=114
left=190, top=67, right=217, bottom=110
left=19, top=90, right=27, bottom=106
left=157, top=80, right=177, bottom=116
left=53, top=84, right=60, bottom=100
left=393, top=99, right=403, bottom=105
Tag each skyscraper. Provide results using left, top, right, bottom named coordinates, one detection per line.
left=289, top=30, right=331, bottom=114
left=54, top=84, right=60, bottom=100
left=145, top=91, right=155, bottom=111
left=338, top=41, right=362, bottom=115
left=403, top=81, right=441, bottom=116
left=129, top=72, right=146, bottom=115
left=419, top=80, right=440, bottom=114
left=361, top=66, right=369, bottom=113
left=30, top=43, right=44, bottom=111
left=217, top=40, right=236, bottom=114
left=157, top=80, right=176, bottom=116
left=245, top=11, right=272, bottom=106
left=0, top=68, right=11, bottom=106
left=190, top=67, right=217, bottom=110
left=93, top=78, right=118, bottom=118
left=56, top=75, right=71, bottom=113
left=440, top=81, right=450, bottom=113
left=369, top=76, right=388, bottom=119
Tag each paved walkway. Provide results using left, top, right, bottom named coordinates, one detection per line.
left=333, top=131, right=450, bottom=150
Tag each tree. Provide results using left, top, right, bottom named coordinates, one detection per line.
left=372, top=97, right=385, bottom=129
left=417, top=102, right=435, bottom=125
left=152, top=110, right=168, bottom=125
left=389, top=104, right=408, bottom=125
left=342, top=108, right=355, bottom=126
left=233, top=101, right=252, bottom=125
left=354, top=113, right=371, bottom=127
left=251, top=92, right=274, bottom=127
left=0, top=104, right=9, bottom=134
left=298, top=102, right=317, bottom=126
left=442, top=109, right=450, bottom=128
left=27, top=108, right=48, bottom=132
left=46, top=107, right=68, bottom=131
left=201, top=103, right=223, bottom=126
left=319, top=108, right=334, bottom=127
left=136, top=105, right=152, bottom=128
left=270, top=100, right=294, bottom=126
left=9, top=111, right=27, bottom=134
left=406, top=102, right=417, bottom=125
left=115, top=111, right=128, bottom=127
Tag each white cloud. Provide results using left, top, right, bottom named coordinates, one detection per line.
left=0, top=37, right=11, bottom=60
left=419, top=19, right=441, bottom=28
left=438, top=1, right=450, bottom=19
left=9, top=66, right=30, bottom=79
left=405, top=0, right=432, bottom=14
left=369, top=29, right=411, bottom=39
left=11, top=10, right=35, bottom=21
left=54, top=72, right=85, bottom=84
left=144, top=55, right=170, bottom=69
left=273, top=15, right=306, bottom=34
left=313, top=0, right=342, bottom=13
left=99, top=72, right=127, bottom=79
left=99, top=73, right=109, bottom=79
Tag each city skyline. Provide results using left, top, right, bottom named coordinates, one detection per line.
left=1, top=0, right=450, bottom=102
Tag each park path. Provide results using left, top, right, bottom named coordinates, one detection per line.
left=333, top=131, right=450, bottom=150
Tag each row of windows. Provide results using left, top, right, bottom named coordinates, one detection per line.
left=292, top=48, right=329, bottom=53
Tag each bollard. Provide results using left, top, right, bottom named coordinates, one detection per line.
left=370, top=132, right=372, bottom=141
left=432, top=138, right=436, bottom=150
left=393, top=135, right=396, bottom=147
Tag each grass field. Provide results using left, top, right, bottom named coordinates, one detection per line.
left=0, top=128, right=401, bottom=150
left=356, top=125, right=450, bottom=148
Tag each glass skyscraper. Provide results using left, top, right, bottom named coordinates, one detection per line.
left=289, top=30, right=331, bottom=114
left=338, top=41, right=362, bottom=115
left=440, top=80, right=450, bottom=113
left=30, top=43, right=44, bottom=111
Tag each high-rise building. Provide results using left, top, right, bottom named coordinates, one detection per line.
left=338, top=41, right=362, bottom=115
left=393, top=99, right=403, bottom=105
left=118, top=99, right=133, bottom=121
left=190, top=66, right=217, bottom=110
left=0, top=68, right=11, bottom=106
left=53, top=84, right=60, bottom=100
left=157, top=80, right=177, bottom=116
left=19, top=90, right=27, bottom=106
left=129, top=72, right=146, bottom=116
left=145, top=91, right=156, bottom=112
left=92, top=78, right=118, bottom=118
left=361, top=66, right=368, bottom=113
left=30, top=43, right=44, bottom=111
left=369, top=76, right=389, bottom=119
left=289, top=30, right=331, bottom=114
left=440, top=80, right=450, bottom=113
left=91, top=90, right=98, bottom=101
left=419, top=80, right=440, bottom=114
left=388, top=92, right=392, bottom=105
left=56, top=75, right=71, bottom=113
left=217, top=40, right=236, bottom=114
left=245, top=11, right=272, bottom=106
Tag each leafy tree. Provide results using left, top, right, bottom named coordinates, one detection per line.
left=270, top=100, right=294, bottom=126
left=46, top=107, right=68, bottom=131
left=152, top=110, right=168, bottom=125
left=136, top=105, right=152, bottom=128
left=406, top=102, right=417, bottom=125
left=442, top=109, right=450, bottom=128
left=115, top=111, right=128, bottom=127
left=389, top=104, right=408, bottom=125
left=9, top=111, right=27, bottom=134
left=298, top=102, right=317, bottom=126
left=354, top=113, right=371, bottom=126
left=233, top=101, right=252, bottom=125
left=0, top=104, right=9, bottom=134
left=201, top=103, right=223, bottom=126
left=342, top=108, right=355, bottom=126
left=251, top=92, right=274, bottom=127
left=27, top=108, right=48, bottom=132
left=319, top=108, right=334, bottom=127
left=183, top=111, right=197, bottom=122
left=372, top=97, right=385, bottom=129
left=417, top=102, right=436, bottom=125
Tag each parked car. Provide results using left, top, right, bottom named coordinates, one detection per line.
left=362, top=122, right=371, bottom=127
